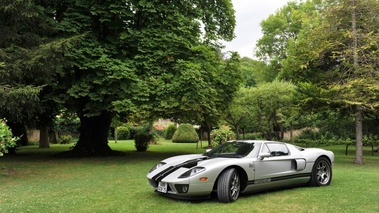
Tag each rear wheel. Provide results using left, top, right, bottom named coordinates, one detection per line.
left=217, top=168, right=240, bottom=203
left=309, top=157, right=332, bottom=186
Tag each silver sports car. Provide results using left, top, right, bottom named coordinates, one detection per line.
left=147, top=140, right=334, bottom=203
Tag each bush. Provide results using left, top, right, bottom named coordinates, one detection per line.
left=210, top=126, right=235, bottom=147
left=59, top=135, right=73, bottom=144
left=296, top=129, right=321, bottom=140
left=172, top=123, right=199, bottom=143
left=53, top=113, right=80, bottom=137
left=243, top=133, right=263, bottom=140
left=128, top=123, right=150, bottom=139
left=164, top=124, right=177, bottom=140
left=0, top=119, right=18, bottom=156
left=116, top=126, right=130, bottom=140
left=134, top=133, right=152, bottom=151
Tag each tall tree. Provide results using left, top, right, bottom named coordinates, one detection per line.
left=226, top=81, right=297, bottom=140
left=55, top=0, right=236, bottom=156
left=255, top=1, right=318, bottom=80
left=1, top=0, right=236, bottom=155
left=0, top=0, right=66, bottom=147
left=282, top=0, right=379, bottom=164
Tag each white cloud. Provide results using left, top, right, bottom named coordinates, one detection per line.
left=223, top=0, right=294, bottom=58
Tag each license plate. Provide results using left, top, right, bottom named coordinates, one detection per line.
left=157, top=182, right=167, bottom=193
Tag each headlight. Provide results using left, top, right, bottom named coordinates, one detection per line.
left=149, top=162, right=166, bottom=173
left=178, top=167, right=205, bottom=178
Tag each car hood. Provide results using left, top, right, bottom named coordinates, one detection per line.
left=155, top=154, right=244, bottom=173
left=162, top=154, right=242, bottom=165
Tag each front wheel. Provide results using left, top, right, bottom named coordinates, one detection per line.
left=309, top=157, right=332, bottom=186
left=217, top=168, right=240, bottom=203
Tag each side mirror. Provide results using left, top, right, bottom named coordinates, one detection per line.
left=205, top=149, right=212, bottom=153
left=259, top=152, right=271, bottom=160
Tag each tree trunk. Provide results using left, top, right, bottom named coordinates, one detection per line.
left=289, top=124, right=293, bottom=141
left=235, top=126, right=240, bottom=140
left=354, top=107, right=363, bottom=164
left=202, top=123, right=212, bottom=147
left=49, top=131, right=58, bottom=144
left=39, top=125, right=50, bottom=148
left=114, top=127, right=118, bottom=144
left=71, top=111, right=121, bottom=156
left=351, top=1, right=363, bottom=164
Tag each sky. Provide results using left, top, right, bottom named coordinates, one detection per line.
left=223, top=0, right=293, bottom=58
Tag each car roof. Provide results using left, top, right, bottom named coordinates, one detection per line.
left=228, top=140, right=279, bottom=144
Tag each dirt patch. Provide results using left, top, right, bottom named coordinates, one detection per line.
left=1, top=168, right=17, bottom=176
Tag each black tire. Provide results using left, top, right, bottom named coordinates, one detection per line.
left=309, top=157, right=332, bottom=186
left=217, top=168, right=240, bottom=203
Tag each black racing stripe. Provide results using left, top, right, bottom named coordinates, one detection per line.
left=152, top=166, right=175, bottom=181
left=152, top=159, right=201, bottom=182
left=248, top=173, right=311, bottom=185
left=271, top=173, right=311, bottom=182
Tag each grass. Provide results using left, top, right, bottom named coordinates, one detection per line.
left=1, top=140, right=378, bottom=213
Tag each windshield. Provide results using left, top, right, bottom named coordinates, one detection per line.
left=204, top=141, right=255, bottom=158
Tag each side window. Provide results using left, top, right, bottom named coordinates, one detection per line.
left=266, top=143, right=289, bottom=156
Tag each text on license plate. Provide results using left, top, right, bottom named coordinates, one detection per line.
left=157, top=182, right=167, bottom=193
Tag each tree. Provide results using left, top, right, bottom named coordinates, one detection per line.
left=282, top=0, right=379, bottom=164
left=239, top=57, right=269, bottom=86
left=226, top=81, right=297, bottom=140
left=224, top=87, right=254, bottom=139
left=255, top=1, right=318, bottom=80
left=0, top=0, right=67, bottom=147
left=54, top=0, right=236, bottom=156
left=1, top=0, right=236, bottom=155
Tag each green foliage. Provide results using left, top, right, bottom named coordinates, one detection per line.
left=172, top=123, right=199, bottom=143
left=225, top=80, right=297, bottom=140
left=164, top=124, right=177, bottom=140
left=282, top=0, right=379, bottom=110
left=295, top=129, right=322, bottom=141
left=116, top=127, right=130, bottom=140
left=134, top=133, right=152, bottom=152
left=128, top=123, right=150, bottom=139
left=0, top=119, right=18, bottom=156
left=239, top=57, right=269, bottom=86
left=153, top=129, right=164, bottom=138
left=53, top=113, right=80, bottom=136
left=1, top=0, right=237, bottom=155
left=255, top=1, right=318, bottom=80
left=277, top=0, right=379, bottom=163
left=59, top=135, right=72, bottom=144
left=210, top=126, right=235, bottom=147
left=243, top=133, right=264, bottom=140
left=0, top=1, right=65, bottom=123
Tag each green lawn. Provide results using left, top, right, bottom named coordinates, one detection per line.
left=1, top=140, right=378, bottom=213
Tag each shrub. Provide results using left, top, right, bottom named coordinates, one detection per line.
left=116, top=126, right=130, bottom=140
left=243, top=133, right=263, bottom=140
left=296, top=129, right=321, bottom=140
left=172, top=123, right=199, bottom=143
left=134, top=133, right=152, bottom=152
left=53, top=114, right=80, bottom=137
left=59, top=135, right=73, bottom=144
left=164, top=124, right=177, bottom=140
left=210, top=126, right=235, bottom=147
left=0, top=119, right=18, bottom=156
left=128, top=123, right=150, bottom=139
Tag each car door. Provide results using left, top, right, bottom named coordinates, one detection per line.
left=253, top=142, right=295, bottom=181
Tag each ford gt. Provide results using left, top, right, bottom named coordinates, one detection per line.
left=147, top=140, right=334, bottom=203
